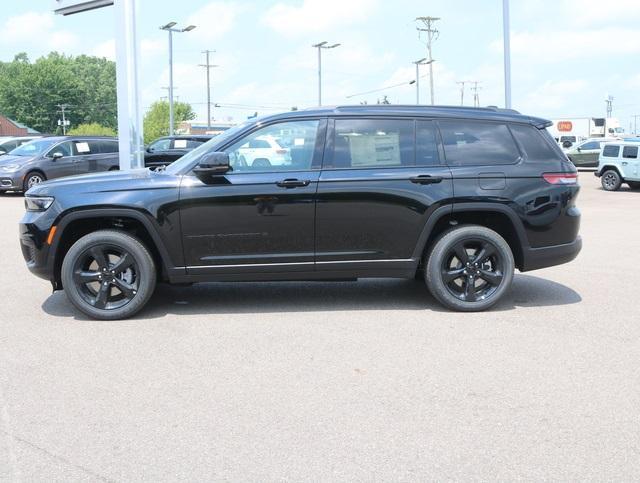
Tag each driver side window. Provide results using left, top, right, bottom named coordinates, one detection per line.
left=48, top=141, right=74, bottom=158
left=224, top=120, right=320, bottom=172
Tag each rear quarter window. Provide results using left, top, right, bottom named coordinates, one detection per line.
left=602, top=145, right=620, bottom=157
left=510, top=124, right=560, bottom=162
left=439, top=120, right=520, bottom=166
left=622, top=146, right=638, bottom=159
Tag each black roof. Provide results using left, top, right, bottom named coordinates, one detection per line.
left=257, top=105, right=552, bottom=129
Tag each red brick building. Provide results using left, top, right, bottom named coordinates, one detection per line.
left=0, top=114, right=39, bottom=136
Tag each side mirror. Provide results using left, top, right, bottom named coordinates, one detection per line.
left=576, top=147, right=581, bottom=152
left=51, top=152, right=63, bottom=160
left=192, top=151, right=231, bottom=183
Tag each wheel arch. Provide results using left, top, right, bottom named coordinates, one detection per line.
left=413, top=204, right=528, bottom=271
left=50, top=208, right=175, bottom=288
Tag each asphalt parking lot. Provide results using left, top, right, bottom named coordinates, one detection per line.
left=0, top=171, right=639, bottom=481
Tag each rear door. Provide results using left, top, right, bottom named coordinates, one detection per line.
left=315, top=118, right=453, bottom=273
left=72, top=140, right=101, bottom=174
left=621, top=145, right=639, bottom=180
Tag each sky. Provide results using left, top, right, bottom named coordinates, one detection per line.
left=1, top=0, right=639, bottom=131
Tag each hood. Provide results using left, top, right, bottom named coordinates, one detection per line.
left=0, top=154, right=36, bottom=166
left=26, top=168, right=177, bottom=197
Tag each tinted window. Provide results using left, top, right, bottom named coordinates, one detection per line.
left=74, top=141, right=92, bottom=154
left=416, top=121, right=440, bottom=166
left=332, top=119, right=413, bottom=168
left=602, top=145, right=620, bottom=157
left=98, top=141, right=119, bottom=153
left=248, top=139, right=271, bottom=149
left=581, top=141, right=600, bottom=150
left=149, top=138, right=171, bottom=152
left=224, top=119, right=319, bottom=172
left=185, top=139, right=205, bottom=149
left=510, top=124, right=559, bottom=162
left=439, top=121, right=520, bottom=166
left=622, top=146, right=638, bottom=159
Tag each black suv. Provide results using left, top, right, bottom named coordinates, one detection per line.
left=19, top=106, right=581, bottom=320
left=144, top=134, right=214, bottom=169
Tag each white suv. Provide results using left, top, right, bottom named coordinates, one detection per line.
left=235, top=135, right=290, bottom=168
left=595, top=141, right=640, bottom=191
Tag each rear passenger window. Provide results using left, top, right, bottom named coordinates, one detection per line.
left=416, top=121, right=440, bottom=166
left=509, top=124, right=560, bottom=162
left=439, top=121, right=520, bottom=166
left=333, top=119, right=413, bottom=168
left=622, top=146, right=638, bottom=159
left=602, top=145, right=620, bottom=157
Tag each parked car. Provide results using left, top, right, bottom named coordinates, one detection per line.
left=0, top=136, right=119, bottom=192
left=19, top=105, right=581, bottom=320
left=0, top=136, right=42, bottom=156
left=595, top=141, right=640, bottom=191
left=144, top=135, right=214, bottom=169
left=234, top=135, right=290, bottom=167
left=565, top=137, right=618, bottom=168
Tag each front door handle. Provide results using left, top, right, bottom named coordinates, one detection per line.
left=276, top=178, right=311, bottom=188
left=409, top=175, right=443, bottom=184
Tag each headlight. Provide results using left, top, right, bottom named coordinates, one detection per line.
left=0, top=164, right=20, bottom=172
left=24, top=196, right=54, bottom=212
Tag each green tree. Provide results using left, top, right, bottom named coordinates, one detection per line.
left=67, top=122, right=116, bottom=137
left=143, top=100, right=196, bottom=144
left=0, top=52, right=116, bottom=134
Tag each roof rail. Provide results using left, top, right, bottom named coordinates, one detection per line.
left=332, top=104, right=521, bottom=114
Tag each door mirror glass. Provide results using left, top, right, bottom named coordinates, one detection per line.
left=192, top=152, right=231, bottom=183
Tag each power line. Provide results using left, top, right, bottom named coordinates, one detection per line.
left=470, top=81, right=482, bottom=107
left=456, top=80, right=472, bottom=106
left=56, top=104, right=70, bottom=134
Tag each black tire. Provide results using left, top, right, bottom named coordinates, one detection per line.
left=627, top=181, right=640, bottom=190
left=425, top=225, right=515, bottom=312
left=601, top=170, right=622, bottom=191
left=61, top=230, right=156, bottom=320
left=23, top=171, right=46, bottom=192
left=252, top=158, right=271, bottom=168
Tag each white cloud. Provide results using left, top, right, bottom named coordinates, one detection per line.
left=185, top=2, right=245, bottom=43
left=519, top=79, right=588, bottom=114
left=92, top=39, right=115, bottom=60
left=561, top=0, right=640, bottom=25
left=263, top=0, right=378, bottom=36
left=0, top=11, right=78, bottom=52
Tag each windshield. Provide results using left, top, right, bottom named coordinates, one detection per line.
left=10, top=138, right=58, bottom=157
left=164, top=122, right=252, bottom=175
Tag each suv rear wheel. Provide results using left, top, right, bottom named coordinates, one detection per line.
left=61, top=230, right=156, bottom=320
left=601, top=169, right=622, bottom=191
left=425, top=225, right=515, bottom=311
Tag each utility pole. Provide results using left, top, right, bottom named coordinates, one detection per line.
left=606, top=95, right=614, bottom=118
left=631, top=114, right=640, bottom=135
left=160, top=22, right=196, bottom=135
left=470, top=81, right=482, bottom=107
left=415, top=16, right=439, bottom=105
left=312, top=41, right=340, bottom=106
left=413, top=58, right=430, bottom=104
left=456, top=81, right=470, bottom=106
left=56, top=104, right=70, bottom=134
left=502, top=0, right=512, bottom=108
left=200, top=49, right=218, bottom=131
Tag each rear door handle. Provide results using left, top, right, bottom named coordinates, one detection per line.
left=276, top=178, right=310, bottom=188
left=409, top=175, right=443, bottom=184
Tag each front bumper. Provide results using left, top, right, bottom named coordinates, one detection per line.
left=0, top=176, right=21, bottom=190
left=520, top=236, right=582, bottom=272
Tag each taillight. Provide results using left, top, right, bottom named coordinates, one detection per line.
left=276, top=149, right=287, bottom=155
left=542, top=172, right=578, bottom=185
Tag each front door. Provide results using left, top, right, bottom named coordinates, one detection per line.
left=315, top=118, right=453, bottom=272
left=179, top=118, right=326, bottom=275
left=571, top=140, right=601, bottom=167
left=43, top=141, right=77, bottom=180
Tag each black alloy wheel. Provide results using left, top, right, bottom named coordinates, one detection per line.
left=601, top=170, right=621, bottom=191
left=61, top=230, right=156, bottom=320
left=426, top=225, right=515, bottom=311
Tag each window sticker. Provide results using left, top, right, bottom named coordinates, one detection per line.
left=174, top=139, right=187, bottom=148
left=75, top=142, right=90, bottom=154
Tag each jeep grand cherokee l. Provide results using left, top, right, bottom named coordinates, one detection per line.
left=19, top=106, right=582, bottom=320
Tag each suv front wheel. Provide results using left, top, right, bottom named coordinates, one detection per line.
left=61, top=230, right=157, bottom=320
left=425, top=225, right=515, bottom=311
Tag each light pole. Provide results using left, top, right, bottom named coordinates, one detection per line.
left=413, top=58, right=433, bottom=104
left=312, top=41, right=340, bottom=106
left=160, top=22, right=196, bottom=135
left=502, top=0, right=512, bottom=109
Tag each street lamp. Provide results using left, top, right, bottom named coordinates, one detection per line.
left=160, top=22, right=196, bottom=135
left=413, top=58, right=433, bottom=104
left=502, top=0, right=511, bottom=109
left=312, top=41, right=340, bottom=106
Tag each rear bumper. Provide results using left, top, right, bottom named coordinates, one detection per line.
left=520, top=236, right=582, bottom=272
